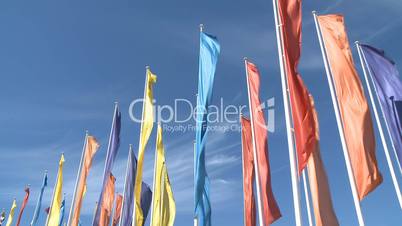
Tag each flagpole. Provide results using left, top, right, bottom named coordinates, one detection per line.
left=244, top=57, right=265, bottom=226
left=133, top=66, right=150, bottom=226
left=149, top=123, right=161, bottom=226
left=118, top=144, right=133, bottom=226
left=93, top=102, right=119, bottom=226
left=46, top=152, right=64, bottom=226
left=356, top=42, right=402, bottom=208
left=302, top=170, right=313, bottom=226
left=272, top=0, right=302, bottom=225
left=193, top=139, right=198, bottom=226
left=358, top=44, right=402, bottom=175
left=239, top=113, right=247, bottom=226
left=312, top=11, right=365, bottom=226
left=67, top=131, right=88, bottom=226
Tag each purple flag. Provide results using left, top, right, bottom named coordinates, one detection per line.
left=119, top=146, right=153, bottom=226
left=93, top=105, right=121, bottom=226
left=360, top=44, right=402, bottom=170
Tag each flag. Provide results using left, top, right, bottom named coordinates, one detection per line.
left=306, top=96, right=339, bottom=226
left=140, top=182, right=153, bottom=225
left=277, top=0, right=318, bottom=173
left=0, top=209, right=5, bottom=225
left=360, top=44, right=402, bottom=171
left=93, top=105, right=121, bottom=226
left=5, top=199, right=16, bottom=226
left=240, top=116, right=256, bottom=226
left=47, top=154, right=65, bottom=226
left=30, top=172, right=48, bottom=226
left=134, top=68, right=157, bottom=226
left=318, top=14, right=383, bottom=199
left=16, top=187, right=30, bottom=226
left=150, top=125, right=176, bottom=226
left=59, top=195, right=65, bottom=226
left=246, top=60, right=281, bottom=224
left=194, top=31, right=220, bottom=226
left=112, top=194, right=123, bottom=226
left=99, top=173, right=116, bottom=226
left=119, top=146, right=137, bottom=226
left=71, top=135, right=100, bottom=226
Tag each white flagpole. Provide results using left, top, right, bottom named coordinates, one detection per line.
left=312, top=11, right=365, bottom=226
left=193, top=140, right=198, bottom=226
left=356, top=42, right=402, bottom=208
left=118, top=144, right=133, bottom=226
left=244, top=57, right=266, bottom=226
left=302, top=170, right=313, bottom=226
left=149, top=123, right=161, bottom=226
left=67, top=131, right=88, bottom=226
left=133, top=66, right=150, bottom=226
left=272, top=0, right=302, bottom=225
left=239, top=113, right=247, bottom=226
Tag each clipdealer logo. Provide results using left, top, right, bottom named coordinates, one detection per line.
left=128, top=97, right=275, bottom=133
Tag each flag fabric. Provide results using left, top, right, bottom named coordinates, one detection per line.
left=71, top=135, right=100, bottom=226
left=112, top=194, right=123, bottom=226
left=5, top=199, right=17, bottom=226
left=16, top=187, right=30, bottom=226
left=93, top=105, right=121, bottom=226
left=246, top=60, right=281, bottom=224
left=47, top=154, right=65, bottom=226
left=194, top=31, right=220, bottom=226
left=0, top=210, right=5, bottom=225
left=360, top=44, right=402, bottom=171
left=150, top=125, right=176, bottom=226
left=119, top=146, right=137, bottom=226
left=277, top=0, right=318, bottom=173
left=307, top=96, right=339, bottom=226
left=134, top=68, right=157, bottom=226
left=140, top=182, right=153, bottom=225
left=30, top=172, right=48, bottom=226
left=59, top=195, right=65, bottom=226
left=317, top=14, right=383, bottom=200
left=99, top=173, right=116, bottom=226
left=240, top=116, right=256, bottom=226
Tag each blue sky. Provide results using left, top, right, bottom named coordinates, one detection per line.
left=0, top=0, right=401, bottom=225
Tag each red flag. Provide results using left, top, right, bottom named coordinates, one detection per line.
left=99, top=173, right=116, bottom=226
left=16, top=187, right=30, bottom=226
left=240, top=116, right=256, bottom=226
left=246, top=61, right=281, bottom=225
left=317, top=14, right=382, bottom=199
left=278, top=0, right=318, bottom=174
left=112, top=194, right=123, bottom=226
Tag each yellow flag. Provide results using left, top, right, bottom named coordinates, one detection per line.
left=151, top=125, right=176, bottom=226
left=47, top=154, right=65, bottom=226
left=5, top=199, right=17, bottom=226
left=134, top=67, right=157, bottom=226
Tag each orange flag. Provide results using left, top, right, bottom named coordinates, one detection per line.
left=317, top=14, right=382, bottom=200
left=246, top=60, right=281, bottom=225
left=99, top=173, right=115, bottom=226
left=278, top=0, right=317, bottom=174
left=112, top=194, right=123, bottom=226
left=240, top=116, right=256, bottom=226
left=16, top=187, right=30, bottom=226
left=70, top=135, right=100, bottom=226
left=307, top=96, right=339, bottom=226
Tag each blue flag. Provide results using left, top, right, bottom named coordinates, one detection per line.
left=93, top=104, right=121, bottom=226
left=194, top=31, right=220, bottom=226
left=360, top=44, right=402, bottom=171
left=58, top=195, right=65, bottom=226
left=30, top=172, right=48, bottom=226
left=119, top=146, right=153, bottom=226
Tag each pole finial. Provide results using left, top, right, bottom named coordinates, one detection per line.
left=355, top=40, right=360, bottom=45
left=85, top=129, right=89, bottom=135
left=243, top=57, right=248, bottom=61
left=199, top=24, right=204, bottom=32
left=114, top=101, right=119, bottom=106
left=312, top=10, right=317, bottom=15
left=45, top=169, right=48, bottom=173
left=146, top=65, right=150, bottom=69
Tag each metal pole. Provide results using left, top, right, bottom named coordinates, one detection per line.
left=239, top=113, right=247, bottom=226
left=312, top=11, right=365, bottom=226
left=67, top=131, right=88, bottom=226
left=356, top=42, right=402, bottom=208
left=302, top=170, right=313, bottom=226
left=244, top=58, right=266, bottom=226
left=149, top=123, right=161, bottom=226
left=118, top=145, right=134, bottom=226
left=272, top=0, right=302, bottom=225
